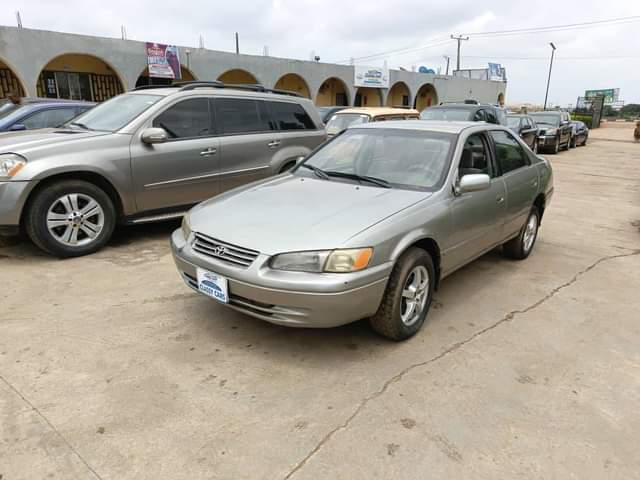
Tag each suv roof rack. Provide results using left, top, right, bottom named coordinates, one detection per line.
left=132, top=80, right=302, bottom=97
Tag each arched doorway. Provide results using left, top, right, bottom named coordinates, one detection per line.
left=0, top=58, right=26, bottom=98
left=414, top=83, right=438, bottom=111
left=217, top=69, right=259, bottom=85
left=274, top=73, right=310, bottom=98
left=354, top=87, right=383, bottom=107
left=316, top=77, right=349, bottom=106
left=37, top=53, right=124, bottom=102
left=135, top=65, right=196, bottom=88
left=386, top=82, right=410, bottom=107
left=497, top=92, right=505, bottom=106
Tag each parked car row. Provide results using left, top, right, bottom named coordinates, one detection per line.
left=0, top=83, right=554, bottom=340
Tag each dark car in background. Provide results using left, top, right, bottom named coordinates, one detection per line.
left=420, top=102, right=507, bottom=125
left=570, top=120, right=589, bottom=147
left=529, top=111, right=573, bottom=154
left=506, top=114, right=539, bottom=152
left=0, top=98, right=95, bottom=132
left=317, top=106, right=348, bottom=124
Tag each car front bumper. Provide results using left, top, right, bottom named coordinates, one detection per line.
left=0, top=181, right=35, bottom=235
left=170, top=229, right=391, bottom=328
left=538, top=135, right=558, bottom=147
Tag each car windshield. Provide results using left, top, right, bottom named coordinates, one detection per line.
left=325, top=113, right=370, bottom=135
left=420, top=108, right=471, bottom=121
left=530, top=114, right=560, bottom=126
left=297, top=128, right=455, bottom=190
left=65, top=93, right=162, bottom=132
left=506, top=116, right=521, bottom=128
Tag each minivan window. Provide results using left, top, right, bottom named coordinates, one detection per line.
left=268, top=101, right=316, bottom=130
left=69, top=93, right=161, bottom=132
left=214, top=98, right=272, bottom=134
left=153, top=98, right=210, bottom=139
left=490, top=130, right=528, bottom=174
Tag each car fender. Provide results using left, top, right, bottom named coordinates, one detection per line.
left=270, top=144, right=313, bottom=173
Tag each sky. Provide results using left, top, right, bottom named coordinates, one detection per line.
left=2, top=0, right=639, bottom=105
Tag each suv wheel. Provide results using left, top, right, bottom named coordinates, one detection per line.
left=503, top=207, right=539, bottom=260
left=552, top=136, right=560, bottom=154
left=370, top=247, right=435, bottom=341
left=25, top=180, right=116, bottom=257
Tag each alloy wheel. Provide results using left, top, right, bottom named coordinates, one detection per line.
left=46, top=193, right=105, bottom=247
left=523, top=212, right=538, bottom=253
left=400, top=266, right=430, bottom=326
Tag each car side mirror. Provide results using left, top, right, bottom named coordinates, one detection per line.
left=456, top=173, right=491, bottom=195
left=141, top=127, right=168, bottom=144
left=9, top=123, right=26, bottom=131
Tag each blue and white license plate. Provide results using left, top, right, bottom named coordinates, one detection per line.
left=196, top=268, right=229, bottom=303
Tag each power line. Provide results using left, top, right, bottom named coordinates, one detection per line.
left=333, top=37, right=452, bottom=64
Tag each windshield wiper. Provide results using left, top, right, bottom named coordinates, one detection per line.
left=69, top=122, right=93, bottom=131
left=324, top=171, right=392, bottom=188
left=300, top=163, right=330, bottom=180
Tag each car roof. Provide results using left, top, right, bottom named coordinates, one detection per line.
left=352, top=120, right=494, bottom=134
left=334, top=107, right=420, bottom=116
left=1, top=97, right=95, bottom=107
left=127, top=86, right=308, bottom=102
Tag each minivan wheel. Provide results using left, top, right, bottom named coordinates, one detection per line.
left=25, top=180, right=116, bottom=258
left=370, top=247, right=435, bottom=341
left=503, top=207, right=539, bottom=260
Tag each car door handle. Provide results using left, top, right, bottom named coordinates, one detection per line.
left=268, top=140, right=281, bottom=148
left=496, top=195, right=505, bottom=204
left=200, top=147, right=217, bottom=156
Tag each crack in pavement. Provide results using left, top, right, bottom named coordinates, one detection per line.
left=283, top=249, right=640, bottom=479
left=0, top=374, right=104, bottom=480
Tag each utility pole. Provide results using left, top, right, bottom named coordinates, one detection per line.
left=450, top=34, right=469, bottom=72
left=443, top=55, right=450, bottom=75
left=544, top=42, right=556, bottom=110
left=235, top=32, right=239, bottom=54
left=15, top=11, right=22, bottom=28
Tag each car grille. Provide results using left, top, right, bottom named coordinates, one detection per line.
left=192, top=232, right=259, bottom=268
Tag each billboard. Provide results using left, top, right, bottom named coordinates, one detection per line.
left=584, top=88, right=619, bottom=104
left=488, top=63, right=503, bottom=81
left=354, top=66, right=389, bottom=88
left=146, top=42, right=181, bottom=79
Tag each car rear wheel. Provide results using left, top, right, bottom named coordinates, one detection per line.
left=503, top=207, right=539, bottom=260
left=25, top=180, right=116, bottom=258
left=369, top=247, right=435, bottom=341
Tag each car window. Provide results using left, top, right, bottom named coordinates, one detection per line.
left=490, top=130, right=528, bottom=174
left=22, top=108, right=79, bottom=129
left=460, top=134, right=492, bottom=178
left=214, top=98, right=272, bottom=135
left=268, top=101, right=316, bottom=130
left=485, top=109, right=498, bottom=124
left=420, top=109, right=471, bottom=121
left=153, top=98, right=211, bottom=139
left=325, top=113, right=370, bottom=135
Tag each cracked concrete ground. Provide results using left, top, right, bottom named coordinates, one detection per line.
left=1, top=125, right=639, bottom=479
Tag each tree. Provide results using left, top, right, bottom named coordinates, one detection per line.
left=620, top=104, right=640, bottom=117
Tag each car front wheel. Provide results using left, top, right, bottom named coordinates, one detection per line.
left=552, top=136, right=560, bottom=154
left=25, top=180, right=116, bottom=257
left=503, top=207, right=539, bottom=260
left=370, top=247, right=435, bottom=341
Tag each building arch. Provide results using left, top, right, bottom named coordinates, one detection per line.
left=414, top=83, right=438, bottom=111
left=274, top=73, right=310, bottom=98
left=0, top=57, right=27, bottom=98
left=36, top=53, right=124, bottom=102
left=386, top=81, right=411, bottom=107
left=217, top=69, right=259, bottom=85
left=316, top=77, right=349, bottom=106
left=135, top=65, right=197, bottom=88
left=354, top=87, right=383, bottom=107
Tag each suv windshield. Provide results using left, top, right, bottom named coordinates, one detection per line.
left=326, top=113, right=370, bottom=135
left=66, top=93, right=162, bottom=132
left=297, top=128, right=455, bottom=190
left=420, top=108, right=471, bottom=121
left=530, top=114, right=560, bottom=127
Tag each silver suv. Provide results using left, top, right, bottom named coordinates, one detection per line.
left=0, top=82, right=325, bottom=257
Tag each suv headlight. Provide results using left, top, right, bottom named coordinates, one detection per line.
left=181, top=214, right=192, bottom=239
left=270, top=248, right=373, bottom=273
left=545, top=128, right=557, bottom=135
left=0, top=154, right=26, bottom=179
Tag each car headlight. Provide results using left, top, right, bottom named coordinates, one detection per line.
left=545, top=128, right=557, bottom=135
left=181, top=214, right=192, bottom=239
left=0, top=154, right=26, bottom=179
left=270, top=248, right=373, bottom=273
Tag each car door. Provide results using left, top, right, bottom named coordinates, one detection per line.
left=488, top=130, right=539, bottom=239
left=213, top=97, right=281, bottom=193
left=519, top=118, right=535, bottom=149
left=447, top=131, right=507, bottom=269
left=130, top=96, right=221, bottom=213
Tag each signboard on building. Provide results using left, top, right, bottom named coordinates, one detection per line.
left=584, top=88, right=619, bottom=105
left=146, top=42, right=181, bottom=79
left=488, top=63, right=502, bottom=81
left=354, top=66, right=389, bottom=88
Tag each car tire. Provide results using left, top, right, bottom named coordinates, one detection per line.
left=369, top=247, right=435, bottom=341
left=563, top=135, right=571, bottom=151
left=503, top=207, right=540, bottom=260
left=25, top=180, right=116, bottom=258
left=570, top=135, right=577, bottom=148
left=582, top=136, right=588, bottom=146
left=532, top=139, right=538, bottom=154
left=552, top=136, right=560, bottom=154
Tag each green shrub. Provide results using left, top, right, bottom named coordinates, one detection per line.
left=571, top=114, right=593, bottom=128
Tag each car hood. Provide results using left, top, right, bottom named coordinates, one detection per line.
left=189, top=175, right=430, bottom=255
left=0, top=128, right=110, bottom=157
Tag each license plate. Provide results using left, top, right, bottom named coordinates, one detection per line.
left=196, top=268, right=229, bottom=303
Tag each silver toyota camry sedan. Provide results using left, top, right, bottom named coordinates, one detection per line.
left=171, top=121, right=553, bottom=340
